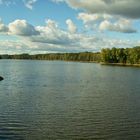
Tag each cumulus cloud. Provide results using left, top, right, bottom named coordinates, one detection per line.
left=0, top=19, right=9, bottom=32
left=66, top=19, right=77, bottom=33
left=0, top=33, right=138, bottom=54
left=45, top=19, right=58, bottom=29
left=53, top=0, right=140, bottom=19
left=78, top=13, right=112, bottom=23
left=53, top=0, right=139, bottom=34
left=53, top=0, right=138, bottom=34
left=33, top=19, right=71, bottom=45
left=78, top=13, right=137, bottom=33
left=8, top=19, right=39, bottom=36
left=77, top=12, right=137, bottom=33
left=78, top=12, right=113, bottom=29
left=0, top=18, right=139, bottom=53
left=99, top=18, right=137, bottom=33
left=27, top=18, right=138, bottom=52
left=32, top=19, right=77, bottom=45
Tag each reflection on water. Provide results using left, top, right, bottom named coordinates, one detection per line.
left=0, top=60, right=140, bottom=139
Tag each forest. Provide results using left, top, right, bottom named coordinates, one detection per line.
left=101, top=47, right=140, bottom=64
left=0, top=47, right=140, bottom=65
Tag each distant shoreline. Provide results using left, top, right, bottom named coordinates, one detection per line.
left=100, top=62, right=140, bottom=67
left=0, top=46, right=140, bottom=68
left=1, top=59, right=140, bottom=67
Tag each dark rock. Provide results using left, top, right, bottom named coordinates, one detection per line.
left=0, top=76, right=4, bottom=81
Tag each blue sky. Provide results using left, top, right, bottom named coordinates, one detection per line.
left=0, top=0, right=140, bottom=54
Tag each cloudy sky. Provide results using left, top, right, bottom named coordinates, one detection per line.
left=0, top=0, right=140, bottom=54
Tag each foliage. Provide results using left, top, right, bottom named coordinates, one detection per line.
left=101, top=47, right=140, bottom=64
left=1, top=52, right=101, bottom=62
left=0, top=47, right=140, bottom=64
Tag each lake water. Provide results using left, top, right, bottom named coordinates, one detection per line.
left=0, top=60, right=140, bottom=140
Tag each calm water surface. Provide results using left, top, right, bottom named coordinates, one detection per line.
left=0, top=60, right=140, bottom=140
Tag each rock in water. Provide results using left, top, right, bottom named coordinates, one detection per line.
left=0, top=76, right=4, bottom=81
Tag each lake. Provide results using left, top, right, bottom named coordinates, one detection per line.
left=0, top=60, right=140, bottom=140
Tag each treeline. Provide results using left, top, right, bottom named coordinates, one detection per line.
left=101, top=47, right=140, bottom=64
left=0, top=47, right=140, bottom=64
left=0, top=52, right=101, bottom=62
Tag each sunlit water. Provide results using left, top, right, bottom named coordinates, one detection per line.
left=0, top=60, right=140, bottom=140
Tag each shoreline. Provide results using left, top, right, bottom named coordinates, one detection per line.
left=100, top=62, right=140, bottom=67
left=1, top=59, right=140, bottom=67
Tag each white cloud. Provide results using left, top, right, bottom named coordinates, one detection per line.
left=33, top=19, right=76, bottom=45
left=0, top=33, right=138, bottom=54
left=99, top=18, right=137, bottom=33
left=8, top=19, right=39, bottom=36
left=28, top=18, right=138, bottom=52
left=66, top=19, right=77, bottom=33
left=53, top=0, right=140, bottom=19
left=0, top=40, right=29, bottom=54
left=77, top=12, right=137, bottom=33
left=23, top=0, right=37, bottom=9
left=78, top=13, right=112, bottom=23
left=0, top=19, right=8, bottom=32
left=78, top=12, right=113, bottom=29
left=45, top=19, right=58, bottom=29
left=53, top=0, right=138, bottom=34
left=0, top=18, right=139, bottom=54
